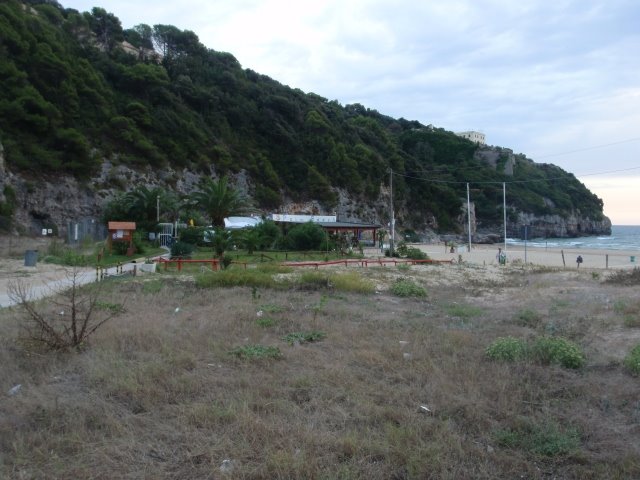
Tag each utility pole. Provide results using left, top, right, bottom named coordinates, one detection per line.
left=466, top=183, right=472, bottom=252
left=389, top=168, right=395, bottom=256
left=156, top=195, right=160, bottom=223
left=503, top=182, right=507, bottom=253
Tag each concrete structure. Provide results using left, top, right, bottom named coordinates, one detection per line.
left=456, top=131, right=486, bottom=144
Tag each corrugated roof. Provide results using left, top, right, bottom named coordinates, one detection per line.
left=316, top=222, right=381, bottom=229
left=108, top=221, right=136, bottom=230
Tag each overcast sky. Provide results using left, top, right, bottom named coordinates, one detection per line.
left=61, top=0, right=640, bottom=224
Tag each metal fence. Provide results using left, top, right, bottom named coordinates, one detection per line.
left=67, top=218, right=107, bottom=245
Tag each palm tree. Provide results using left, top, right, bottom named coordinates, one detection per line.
left=124, top=185, right=178, bottom=229
left=190, top=176, right=252, bottom=227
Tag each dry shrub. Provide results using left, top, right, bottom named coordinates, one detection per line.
left=7, top=270, right=123, bottom=351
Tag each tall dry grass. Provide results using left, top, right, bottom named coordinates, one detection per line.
left=1, top=267, right=639, bottom=478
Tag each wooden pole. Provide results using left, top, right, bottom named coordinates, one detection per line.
left=561, top=250, right=566, bottom=267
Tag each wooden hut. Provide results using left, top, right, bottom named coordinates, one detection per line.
left=107, top=221, right=136, bottom=255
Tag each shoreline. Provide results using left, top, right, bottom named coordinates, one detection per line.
left=365, top=243, right=640, bottom=269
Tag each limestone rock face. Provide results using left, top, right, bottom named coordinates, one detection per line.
left=0, top=157, right=612, bottom=241
left=510, top=212, right=612, bottom=239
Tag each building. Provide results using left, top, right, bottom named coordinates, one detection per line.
left=268, top=214, right=381, bottom=245
left=456, top=131, right=486, bottom=145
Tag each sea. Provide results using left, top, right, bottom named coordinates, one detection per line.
left=506, top=225, right=640, bottom=251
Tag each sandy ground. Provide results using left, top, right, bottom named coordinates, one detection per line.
left=365, top=243, right=640, bottom=270
left=1, top=242, right=638, bottom=308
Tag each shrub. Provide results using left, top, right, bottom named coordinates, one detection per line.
left=486, top=337, right=528, bottom=362
left=623, top=344, right=640, bottom=375
left=282, top=331, right=326, bottom=345
left=328, top=272, right=375, bottom=293
left=530, top=337, right=585, bottom=369
left=390, top=278, right=427, bottom=297
left=404, top=247, right=429, bottom=260
left=171, top=240, right=195, bottom=258
left=196, top=269, right=277, bottom=289
left=494, top=420, right=580, bottom=457
left=179, top=226, right=207, bottom=246
left=285, top=222, right=326, bottom=251
left=8, top=271, right=122, bottom=351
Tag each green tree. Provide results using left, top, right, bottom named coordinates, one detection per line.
left=286, top=222, right=326, bottom=251
left=118, top=185, right=179, bottom=230
left=190, top=176, right=251, bottom=227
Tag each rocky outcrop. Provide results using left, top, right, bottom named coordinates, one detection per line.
left=509, top=212, right=612, bottom=239
left=0, top=157, right=612, bottom=241
left=474, top=146, right=516, bottom=176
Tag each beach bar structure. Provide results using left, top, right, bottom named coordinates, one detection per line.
left=269, top=214, right=381, bottom=245
left=107, top=221, right=136, bottom=255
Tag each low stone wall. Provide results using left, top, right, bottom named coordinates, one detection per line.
left=0, top=235, right=58, bottom=257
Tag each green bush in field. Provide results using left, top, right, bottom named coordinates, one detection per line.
left=196, top=269, right=277, bottom=289
left=171, top=241, right=195, bottom=258
left=282, top=331, right=326, bottom=345
left=623, top=344, right=640, bottom=375
left=486, top=336, right=585, bottom=369
left=494, top=420, right=580, bottom=457
left=486, top=337, right=528, bottom=362
left=531, top=336, right=585, bottom=369
left=390, top=278, right=427, bottom=298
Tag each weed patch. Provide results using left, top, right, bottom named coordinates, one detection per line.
left=196, top=269, right=277, bottom=289
left=282, top=331, right=326, bottom=345
left=486, top=337, right=528, bottom=361
left=445, top=303, right=484, bottom=319
left=486, top=336, right=585, bottom=369
left=604, top=268, right=640, bottom=286
left=256, top=316, right=278, bottom=327
left=531, top=336, right=585, bottom=369
left=494, top=420, right=580, bottom=456
left=390, top=278, right=427, bottom=298
left=624, top=344, right=640, bottom=375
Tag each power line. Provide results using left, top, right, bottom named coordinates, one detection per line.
left=394, top=164, right=640, bottom=186
left=533, top=137, right=640, bottom=159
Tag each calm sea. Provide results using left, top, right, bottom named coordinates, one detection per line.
left=506, top=225, right=640, bottom=251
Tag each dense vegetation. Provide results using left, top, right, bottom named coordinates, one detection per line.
left=0, top=0, right=605, bottom=232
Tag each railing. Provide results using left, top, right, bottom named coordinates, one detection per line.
left=280, top=258, right=454, bottom=269
left=152, top=257, right=453, bottom=272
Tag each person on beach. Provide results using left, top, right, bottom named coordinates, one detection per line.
left=496, top=248, right=506, bottom=265
left=576, top=255, right=583, bottom=268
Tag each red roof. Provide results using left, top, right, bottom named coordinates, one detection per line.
left=108, top=221, right=136, bottom=230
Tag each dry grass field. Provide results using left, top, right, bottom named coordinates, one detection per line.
left=1, top=262, right=640, bottom=479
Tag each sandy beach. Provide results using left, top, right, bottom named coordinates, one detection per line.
left=366, top=243, right=640, bottom=270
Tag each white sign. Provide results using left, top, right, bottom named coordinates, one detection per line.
left=270, top=214, right=336, bottom=223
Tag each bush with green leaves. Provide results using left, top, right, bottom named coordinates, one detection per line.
left=179, top=226, right=207, bottom=246
left=623, top=344, right=640, bottom=375
left=170, top=240, right=195, bottom=258
left=487, top=336, right=585, bottom=369
left=390, top=278, right=427, bottom=297
left=530, top=336, right=585, bottom=369
left=282, top=331, right=326, bottom=345
left=486, top=337, right=528, bottom=362
left=494, top=420, right=580, bottom=457
left=285, top=222, right=326, bottom=251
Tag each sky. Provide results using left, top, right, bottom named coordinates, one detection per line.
left=61, top=0, right=640, bottom=224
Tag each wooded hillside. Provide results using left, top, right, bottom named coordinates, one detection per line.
left=0, top=0, right=606, bottom=233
